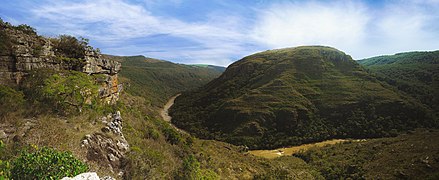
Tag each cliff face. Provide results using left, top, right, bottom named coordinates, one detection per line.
left=82, top=48, right=122, bottom=104
left=0, top=21, right=121, bottom=104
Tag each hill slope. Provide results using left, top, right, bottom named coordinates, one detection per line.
left=170, top=46, right=436, bottom=149
left=103, top=55, right=224, bottom=106
left=0, top=20, right=322, bottom=179
left=294, top=129, right=439, bottom=179
left=358, top=51, right=439, bottom=113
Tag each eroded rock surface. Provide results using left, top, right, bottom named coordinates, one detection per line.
left=0, top=21, right=121, bottom=103
left=82, top=111, right=129, bottom=176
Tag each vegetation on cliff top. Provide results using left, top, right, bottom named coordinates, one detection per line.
left=0, top=18, right=95, bottom=69
left=170, top=46, right=436, bottom=149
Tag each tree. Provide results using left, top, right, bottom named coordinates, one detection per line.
left=53, top=35, right=88, bottom=59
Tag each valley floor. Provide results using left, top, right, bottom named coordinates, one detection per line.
left=249, top=139, right=354, bottom=159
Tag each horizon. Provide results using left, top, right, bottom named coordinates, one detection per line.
left=1, top=0, right=439, bottom=66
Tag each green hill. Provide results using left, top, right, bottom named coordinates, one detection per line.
left=103, top=55, right=225, bottom=106
left=170, top=46, right=436, bottom=149
left=358, top=51, right=439, bottom=113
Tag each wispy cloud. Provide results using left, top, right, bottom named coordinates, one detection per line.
left=367, top=0, right=439, bottom=56
left=250, top=0, right=439, bottom=59
left=29, top=0, right=254, bottom=66
left=251, top=1, right=370, bottom=50
left=3, top=0, right=438, bottom=66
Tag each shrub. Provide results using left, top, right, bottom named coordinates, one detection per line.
left=14, top=24, right=36, bottom=35
left=0, top=28, right=12, bottom=55
left=180, top=155, right=219, bottom=180
left=0, top=85, right=25, bottom=117
left=52, top=35, right=88, bottom=59
left=11, top=147, right=88, bottom=180
left=0, top=141, right=11, bottom=179
left=162, top=126, right=182, bottom=145
left=42, top=71, right=98, bottom=113
left=254, top=167, right=292, bottom=180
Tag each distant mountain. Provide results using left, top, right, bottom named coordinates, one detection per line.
left=103, top=55, right=224, bottom=106
left=170, top=46, right=436, bottom=149
left=190, top=64, right=227, bottom=73
left=358, top=51, right=439, bottom=113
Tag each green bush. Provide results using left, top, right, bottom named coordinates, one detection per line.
left=40, top=70, right=99, bottom=113
left=162, top=126, right=182, bottom=145
left=11, top=147, right=88, bottom=180
left=180, top=155, right=219, bottom=180
left=254, top=167, right=292, bottom=180
left=20, top=69, right=96, bottom=115
left=0, top=141, right=11, bottom=179
left=0, top=85, right=25, bottom=117
left=52, top=35, right=88, bottom=59
left=14, top=24, right=36, bottom=35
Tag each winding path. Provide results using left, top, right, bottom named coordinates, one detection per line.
left=160, top=94, right=181, bottom=122
left=160, top=94, right=188, bottom=134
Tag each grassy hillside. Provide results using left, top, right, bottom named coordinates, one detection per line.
left=294, top=129, right=439, bottom=179
left=1, top=71, right=323, bottom=179
left=170, top=46, right=436, bottom=149
left=0, top=21, right=320, bottom=179
left=103, top=55, right=224, bottom=106
left=102, top=55, right=321, bottom=179
left=358, top=51, right=439, bottom=113
left=119, top=92, right=322, bottom=179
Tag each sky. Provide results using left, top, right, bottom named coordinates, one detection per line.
left=1, top=0, right=439, bottom=66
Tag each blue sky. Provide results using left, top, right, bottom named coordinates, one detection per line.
left=1, top=0, right=439, bottom=66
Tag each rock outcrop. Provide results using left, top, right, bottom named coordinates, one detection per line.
left=61, top=172, right=100, bottom=180
left=82, top=111, right=129, bottom=176
left=61, top=172, right=115, bottom=180
left=0, top=21, right=121, bottom=103
left=1, top=20, right=128, bottom=177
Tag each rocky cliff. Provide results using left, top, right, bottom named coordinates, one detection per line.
left=0, top=20, right=129, bottom=178
left=0, top=20, right=121, bottom=104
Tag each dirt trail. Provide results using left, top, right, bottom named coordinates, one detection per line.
left=160, top=94, right=188, bottom=134
left=160, top=94, right=181, bottom=122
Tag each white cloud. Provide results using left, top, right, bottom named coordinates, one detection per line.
left=251, top=1, right=370, bottom=50
left=365, top=1, right=439, bottom=57
left=251, top=0, right=439, bottom=59
left=25, top=0, right=439, bottom=65
left=30, top=0, right=252, bottom=66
